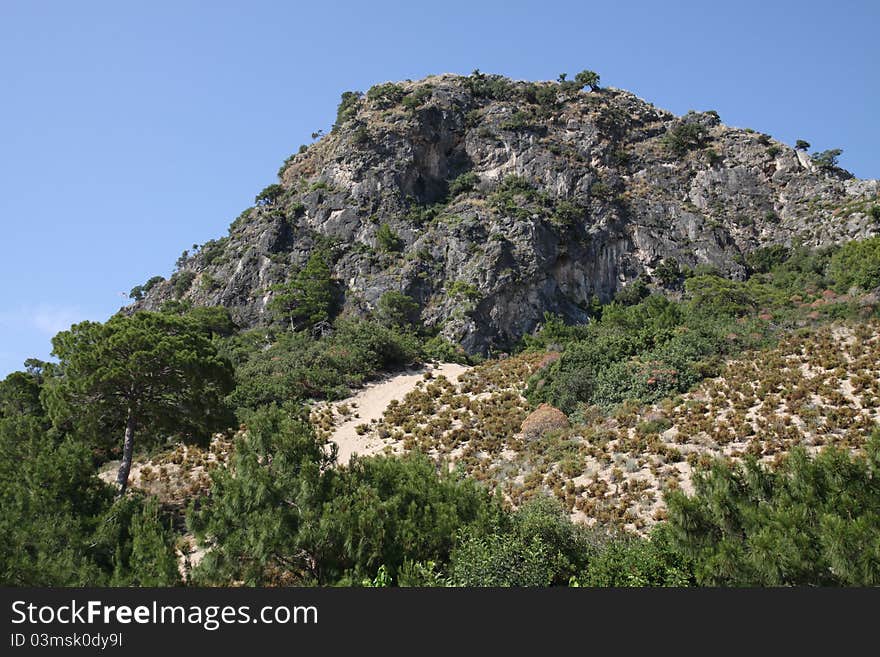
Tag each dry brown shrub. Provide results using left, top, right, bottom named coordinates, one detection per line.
left=520, top=403, right=570, bottom=439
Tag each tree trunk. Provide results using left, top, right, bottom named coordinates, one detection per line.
left=116, top=410, right=136, bottom=497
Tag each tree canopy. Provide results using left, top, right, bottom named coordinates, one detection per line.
left=43, top=311, right=234, bottom=494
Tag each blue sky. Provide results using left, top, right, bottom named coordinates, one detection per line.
left=1, top=0, right=877, bottom=376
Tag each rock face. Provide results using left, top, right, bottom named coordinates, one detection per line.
left=133, top=73, right=880, bottom=353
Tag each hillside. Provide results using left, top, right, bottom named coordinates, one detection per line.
left=6, top=71, right=880, bottom=589
left=131, top=72, right=879, bottom=353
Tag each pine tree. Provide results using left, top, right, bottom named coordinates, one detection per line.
left=43, top=311, right=234, bottom=496
left=268, top=252, right=335, bottom=330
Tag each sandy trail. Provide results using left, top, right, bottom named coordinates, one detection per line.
left=330, top=363, right=469, bottom=465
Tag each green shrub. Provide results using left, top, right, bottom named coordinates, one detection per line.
left=448, top=280, right=482, bottom=301
left=401, top=87, right=432, bottom=111
left=255, top=183, right=284, bottom=206
left=448, top=171, right=479, bottom=197
left=366, top=82, right=406, bottom=107
left=666, top=433, right=880, bottom=585
left=333, top=91, right=362, bottom=130
left=581, top=525, right=693, bottom=586
left=377, top=291, right=420, bottom=327
left=829, top=237, right=880, bottom=292
left=663, top=122, right=709, bottom=155
left=170, top=271, right=196, bottom=298
left=463, top=70, right=515, bottom=100
left=653, top=258, right=682, bottom=286
left=811, top=148, right=842, bottom=169
left=376, top=223, right=403, bottom=252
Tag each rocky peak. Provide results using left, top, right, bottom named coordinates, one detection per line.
left=133, top=72, right=879, bottom=353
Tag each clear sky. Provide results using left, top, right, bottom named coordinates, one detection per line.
left=1, top=0, right=877, bottom=376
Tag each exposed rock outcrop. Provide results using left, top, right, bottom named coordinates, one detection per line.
left=133, top=73, right=879, bottom=353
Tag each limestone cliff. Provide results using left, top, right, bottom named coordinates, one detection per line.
left=133, top=72, right=879, bottom=353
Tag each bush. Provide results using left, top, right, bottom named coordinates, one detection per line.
left=581, top=525, right=693, bottom=586
left=376, top=223, right=403, bottom=252
left=520, top=403, right=569, bottom=439
left=450, top=496, right=597, bottom=586
left=255, top=183, right=284, bottom=206
left=614, top=277, right=649, bottom=306
left=463, top=70, right=515, bottom=100
left=377, top=291, right=420, bottom=327
left=745, top=245, right=790, bottom=274
left=684, top=275, right=757, bottom=317
left=653, top=258, right=681, bottom=286
left=366, top=82, right=406, bottom=107
left=663, top=121, right=709, bottom=155
left=666, top=433, right=880, bottom=585
left=170, top=271, right=196, bottom=299
left=574, top=70, right=600, bottom=91
left=227, top=318, right=423, bottom=411
left=811, top=148, right=843, bottom=169
left=401, top=87, right=432, bottom=111
left=829, top=237, right=880, bottom=292
left=333, top=91, right=362, bottom=130
left=448, top=171, right=479, bottom=197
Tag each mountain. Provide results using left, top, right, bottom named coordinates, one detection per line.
left=132, top=72, right=879, bottom=353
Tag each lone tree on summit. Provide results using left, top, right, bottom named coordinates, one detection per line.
left=44, top=312, right=234, bottom=496
left=575, top=70, right=600, bottom=91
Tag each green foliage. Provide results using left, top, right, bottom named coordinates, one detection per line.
left=521, top=82, right=558, bottom=107
left=448, top=171, right=479, bottom=197
left=0, top=413, right=111, bottom=585
left=43, top=311, right=234, bottom=492
left=351, top=126, right=369, bottom=145
left=653, top=258, right=682, bottom=286
left=401, top=86, right=432, bottom=111
left=254, top=183, right=284, bottom=206
left=333, top=91, right=362, bottom=130
left=192, top=412, right=499, bottom=586
left=744, top=244, right=791, bottom=274
left=450, top=496, right=597, bottom=586
left=574, top=69, right=600, bottom=90
left=0, top=410, right=178, bottom=586
left=613, top=277, right=649, bottom=306
left=500, top=110, right=535, bottom=131
left=811, top=148, right=843, bottom=169
left=227, top=318, right=422, bottom=411
left=0, top=368, right=44, bottom=419
left=828, top=237, right=880, bottom=292
left=186, top=306, right=237, bottom=337
left=423, top=335, right=469, bottom=364
left=130, top=275, right=165, bottom=301
left=366, top=82, right=406, bottom=107
left=200, top=238, right=228, bottom=266
left=122, top=497, right=181, bottom=586
left=189, top=404, right=333, bottom=585
left=683, top=275, right=759, bottom=317
left=268, top=252, right=335, bottom=330
left=448, top=280, right=482, bottom=301
left=144, top=276, right=165, bottom=294
left=551, top=200, right=585, bottom=228
left=667, top=434, right=880, bottom=585
left=663, top=121, right=709, bottom=155
left=581, top=525, right=694, bottom=586
left=317, top=452, right=501, bottom=584
left=795, top=139, right=810, bottom=151
left=170, top=271, right=196, bottom=299
left=376, top=223, right=403, bottom=252
left=463, top=70, right=515, bottom=100
left=377, top=291, right=420, bottom=327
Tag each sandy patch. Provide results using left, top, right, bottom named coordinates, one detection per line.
left=328, top=363, right=469, bottom=465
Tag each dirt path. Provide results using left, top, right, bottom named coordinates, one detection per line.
left=330, top=363, right=469, bottom=465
